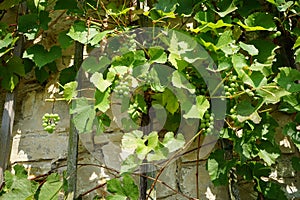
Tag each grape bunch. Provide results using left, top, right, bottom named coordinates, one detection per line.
left=228, top=106, right=244, bottom=128
left=139, top=73, right=153, bottom=86
left=114, top=80, right=130, bottom=98
left=200, top=112, right=215, bottom=133
left=224, top=75, right=239, bottom=98
left=42, top=113, right=60, bottom=133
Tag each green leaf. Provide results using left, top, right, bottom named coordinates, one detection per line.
left=58, top=31, right=73, bottom=49
left=280, top=93, right=300, bottom=112
left=231, top=54, right=253, bottom=86
left=148, top=46, right=167, bottom=64
left=1, top=74, right=19, bottom=92
left=257, top=83, right=290, bottom=104
left=259, top=181, right=288, bottom=200
left=18, top=14, right=39, bottom=39
left=291, top=157, right=300, bottom=171
left=208, top=0, right=238, bottom=17
left=35, top=67, right=49, bottom=83
left=283, top=122, right=300, bottom=151
left=67, top=21, right=99, bottom=44
left=216, top=30, right=234, bottom=48
left=82, top=56, right=110, bottom=74
left=107, top=194, right=127, bottom=200
left=1, top=170, right=38, bottom=200
left=252, top=162, right=271, bottom=178
left=107, top=175, right=138, bottom=200
left=120, top=154, right=142, bottom=173
left=277, top=1, right=293, bottom=12
left=154, top=0, right=178, bottom=12
left=276, top=67, right=300, bottom=92
left=250, top=71, right=267, bottom=89
left=54, top=0, right=78, bottom=10
left=23, top=45, right=62, bottom=68
left=94, top=89, right=110, bottom=112
left=63, top=81, right=78, bottom=102
left=70, top=98, right=96, bottom=133
left=89, top=30, right=112, bottom=46
left=207, top=149, right=236, bottom=186
left=183, top=95, right=210, bottom=119
left=190, top=20, right=232, bottom=33
left=107, top=179, right=125, bottom=195
left=236, top=101, right=256, bottom=116
left=172, top=71, right=195, bottom=93
left=147, top=144, right=169, bottom=161
left=6, top=56, right=25, bottom=76
left=38, top=173, right=63, bottom=200
left=293, top=37, right=300, bottom=49
left=122, top=174, right=139, bottom=200
left=257, top=141, right=280, bottom=166
left=162, top=132, right=185, bottom=152
left=250, top=40, right=278, bottom=64
left=0, top=33, right=13, bottom=49
left=239, top=42, right=259, bottom=56
left=122, top=130, right=144, bottom=150
left=153, top=89, right=179, bottom=114
left=90, top=72, right=112, bottom=92
left=244, top=12, right=276, bottom=31
left=59, top=66, right=77, bottom=86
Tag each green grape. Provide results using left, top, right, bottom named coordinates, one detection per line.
left=42, top=113, right=60, bottom=133
left=204, top=113, right=210, bottom=119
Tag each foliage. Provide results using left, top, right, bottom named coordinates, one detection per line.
left=0, top=165, right=63, bottom=200
left=0, top=0, right=299, bottom=199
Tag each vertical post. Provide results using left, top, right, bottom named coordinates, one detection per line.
left=66, top=41, right=84, bottom=199
left=0, top=3, right=26, bottom=188
left=0, top=93, right=16, bottom=189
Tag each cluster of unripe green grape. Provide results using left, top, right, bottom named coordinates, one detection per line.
left=42, top=113, right=60, bottom=133
left=224, top=75, right=239, bottom=98
left=228, top=105, right=244, bottom=128
left=139, top=73, right=153, bottom=85
left=200, top=112, right=215, bottom=133
left=114, top=80, right=130, bottom=98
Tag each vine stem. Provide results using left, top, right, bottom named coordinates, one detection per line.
left=146, top=130, right=204, bottom=200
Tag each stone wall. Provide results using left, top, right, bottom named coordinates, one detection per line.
left=1, top=81, right=299, bottom=199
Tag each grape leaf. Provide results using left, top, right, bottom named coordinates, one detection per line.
left=6, top=56, right=25, bottom=76
left=38, top=173, right=63, bottom=200
left=82, top=56, right=110, bottom=74
left=162, top=132, right=185, bottom=152
left=0, top=33, right=13, bottom=49
left=70, top=98, right=95, bottom=133
left=58, top=31, right=73, bottom=49
left=283, top=122, right=300, bottom=151
left=23, top=45, right=62, bottom=68
left=63, top=81, right=78, bottom=102
left=67, top=21, right=99, bottom=44
left=148, top=46, right=167, bottom=64
left=183, top=95, right=210, bottom=119
left=94, top=89, right=110, bottom=112
left=276, top=67, right=300, bottom=92
left=90, top=72, right=112, bottom=92
left=244, top=12, right=276, bottom=31
left=257, top=141, right=280, bottom=166
left=239, top=42, right=259, bottom=56
left=172, top=71, right=195, bottom=93
left=207, top=149, right=236, bottom=186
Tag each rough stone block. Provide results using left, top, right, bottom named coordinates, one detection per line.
left=10, top=134, right=68, bottom=163
left=179, top=162, right=229, bottom=200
